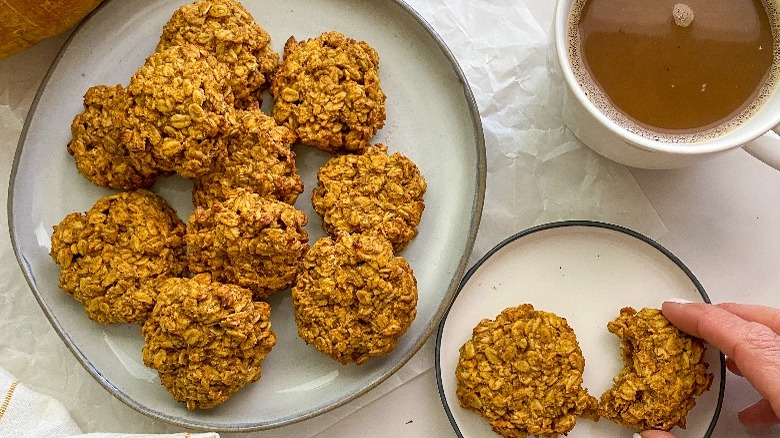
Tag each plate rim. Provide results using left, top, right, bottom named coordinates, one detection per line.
left=434, top=219, right=726, bottom=438
left=6, top=0, right=487, bottom=431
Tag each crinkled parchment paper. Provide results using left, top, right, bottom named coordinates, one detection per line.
left=405, top=0, right=665, bottom=263
left=0, top=1, right=665, bottom=436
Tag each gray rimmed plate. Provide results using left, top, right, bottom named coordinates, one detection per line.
left=436, top=221, right=725, bottom=437
left=8, top=0, right=485, bottom=431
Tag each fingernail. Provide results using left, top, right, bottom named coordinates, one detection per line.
left=664, top=298, right=694, bottom=304
left=632, top=433, right=643, bottom=438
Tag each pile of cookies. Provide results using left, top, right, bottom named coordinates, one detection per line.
left=455, top=305, right=713, bottom=437
left=50, top=0, right=426, bottom=410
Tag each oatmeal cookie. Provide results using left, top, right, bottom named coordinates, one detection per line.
left=192, top=109, right=303, bottom=207
left=292, top=231, right=417, bottom=365
left=157, top=0, right=279, bottom=108
left=67, top=84, right=162, bottom=190
left=141, top=273, right=276, bottom=410
left=598, top=307, right=713, bottom=431
left=271, top=31, right=386, bottom=153
left=128, top=44, right=233, bottom=178
left=186, top=189, right=309, bottom=299
left=456, top=304, right=598, bottom=438
left=49, top=189, right=187, bottom=324
left=312, top=144, right=426, bottom=252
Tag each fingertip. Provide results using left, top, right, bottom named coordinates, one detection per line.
left=725, top=356, right=743, bottom=376
left=738, top=398, right=780, bottom=426
left=659, top=300, right=708, bottom=334
left=663, top=298, right=695, bottom=305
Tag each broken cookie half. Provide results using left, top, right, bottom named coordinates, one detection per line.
left=598, top=307, right=714, bottom=431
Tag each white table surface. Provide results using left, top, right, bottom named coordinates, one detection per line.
left=2, top=1, right=780, bottom=437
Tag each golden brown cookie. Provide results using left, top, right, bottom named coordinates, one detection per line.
left=67, top=84, right=162, bottom=190
left=186, top=189, right=309, bottom=299
left=192, top=109, right=303, bottom=207
left=157, top=0, right=279, bottom=108
left=292, top=231, right=418, bottom=365
left=127, top=44, right=233, bottom=178
left=141, top=273, right=276, bottom=410
left=271, top=31, right=386, bottom=153
left=49, top=189, right=187, bottom=324
left=598, top=307, right=713, bottom=431
left=456, top=304, right=598, bottom=438
left=312, top=144, right=426, bottom=252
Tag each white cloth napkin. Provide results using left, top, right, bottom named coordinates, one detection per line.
left=0, top=366, right=219, bottom=438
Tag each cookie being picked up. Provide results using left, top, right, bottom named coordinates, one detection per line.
left=598, top=307, right=714, bottom=431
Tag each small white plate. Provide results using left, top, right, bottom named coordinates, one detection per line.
left=9, top=0, right=485, bottom=431
left=436, top=221, right=725, bottom=437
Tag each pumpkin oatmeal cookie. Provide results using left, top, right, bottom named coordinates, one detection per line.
left=49, top=189, right=187, bottom=324
left=271, top=31, right=386, bottom=153
left=456, top=304, right=598, bottom=438
left=127, top=44, right=233, bottom=179
left=141, top=273, right=276, bottom=410
left=311, top=144, right=426, bottom=252
left=157, top=0, right=279, bottom=108
left=292, top=231, right=417, bottom=365
left=186, top=189, right=309, bottom=299
left=67, top=84, right=162, bottom=190
left=598, top=307, right=713, bottom=431
left=192, top=109, right=303, bottom=208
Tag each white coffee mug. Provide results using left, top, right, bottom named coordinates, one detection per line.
left=551, top=0, right=780, bottom=170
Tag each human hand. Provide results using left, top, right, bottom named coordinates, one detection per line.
left=635, top=301, right=780, bottom=438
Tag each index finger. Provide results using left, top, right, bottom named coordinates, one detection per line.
left=715, top=302, right=780, bottom=335
left=662, top=301, right=780, bottom=417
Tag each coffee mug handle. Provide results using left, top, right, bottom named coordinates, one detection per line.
left=742, top=126, right=780, bottom=170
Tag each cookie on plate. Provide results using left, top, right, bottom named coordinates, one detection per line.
left=292, top=231, right=417, bottom=365
left=157, top=0, right=279, bottom=108
left=49, top=189, right=187, bottom=324
left=141, top=273, right=276, bottom=410
left=186, top=188, right=309, bottom=299
left=271, top=31, right=386, bottom=153
left=311, top=144, right=426, bottom=252
left=598, top=307, right=713, bottom=431
left=192, top=109, right=303, bottom=208
left=128, top=44, right=233, bottom=178
left=68, top=84, right=162, bottom=190
left=456, top=304, right=598, bottom=438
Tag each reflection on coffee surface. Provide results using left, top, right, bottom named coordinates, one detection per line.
left=568, top=0, right=780, bottom=141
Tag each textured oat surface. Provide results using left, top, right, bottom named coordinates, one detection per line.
left=271, top=31, right=386, bottom=153
left=49, top=189, right=187, bottom=324
left=141, top=273, right=276, bottom=410
left=186, top=189, right=309, bottom=299
left=292, top=231, right=417, bottom=365
left=128, top=44, right=233, bottom=179
left=598, top=307, right=713, bottom=431
left=312, top=144, right=426, bottom=252
left=157, top=0, right=279, bottom=108
left=68, top=84, right=162, bottom=190
left=193, top=109, right=303, bottom=207
left=456, top=304, right=598, bottom=438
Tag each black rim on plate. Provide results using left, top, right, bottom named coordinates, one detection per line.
left=435, top=219, right=726, bottom=437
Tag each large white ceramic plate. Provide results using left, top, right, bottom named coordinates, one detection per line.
left=436, top=221, right=725, bottom=437
left=9, top=0, right=485, bottom=431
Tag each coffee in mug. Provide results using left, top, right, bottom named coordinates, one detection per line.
left=566, top=0, right=780, bottom=142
